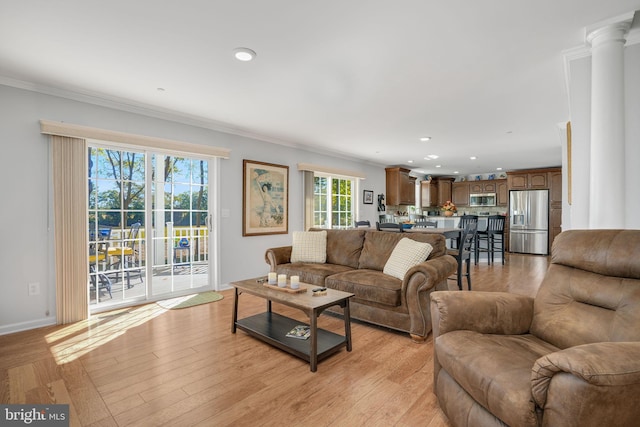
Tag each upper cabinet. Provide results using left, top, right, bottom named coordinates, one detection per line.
left=422, top=177, right=455, bottom=207
left=420, top=180, right=438, bottom=207
left=508, top=170, right=549, bottom=190
left=437, top=178, right=454, bottom=206
left=452, top=182, right=470, bottom=206
left=455, top=179, right=507, bottom=206
left=469, top=181, right=497, bottom=193
left=497, top=180, right=508, bottom=206
left=386, top=167, right=416, bottom=205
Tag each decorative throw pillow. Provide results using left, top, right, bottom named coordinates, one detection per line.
left=291, top=230, right=327, bottom=263
left=383, top=238, right=433, bottom=280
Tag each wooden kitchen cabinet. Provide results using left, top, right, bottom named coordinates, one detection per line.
left=497, top=180, right=508, bottom=206
left=386, top=167, right=416, bottom=205
left=452, top=182, right=470, bottom=206
left=469, top=181, right=494, bottom=193
left=508, top=173, right=528, bottom=190
left=549, top=169, right=563, bottom=249
left=437, top=178, right=454, bottom=206
left=421, top=180, right=438, bottom=207
left=508, top=170, right=549, bottom=190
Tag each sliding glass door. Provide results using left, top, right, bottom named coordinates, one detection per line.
left=88, top=144, right=214, bottom=310
left=150, top=154, right=210, bottom=297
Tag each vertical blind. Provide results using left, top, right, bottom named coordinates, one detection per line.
left=52, top=136, right=89, bottom=323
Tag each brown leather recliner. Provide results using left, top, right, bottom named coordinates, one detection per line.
left=430, top=229, right=640, bottom=427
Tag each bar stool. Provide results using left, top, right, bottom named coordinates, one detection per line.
left=447, top=222, right=477, bottom=290
left=476, top=215, right=506, bottom=265
left=451, top=215, right=478, bottom=249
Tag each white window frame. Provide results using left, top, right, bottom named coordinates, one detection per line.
left=313, top=173, right=356, bottom=229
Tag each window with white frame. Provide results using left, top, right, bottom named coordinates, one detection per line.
left=313, top=174, right=354, bottom=229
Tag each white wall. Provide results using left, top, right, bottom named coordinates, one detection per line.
left=0, top=84, right=385, bottom=334
left=565, top=42, right=640, bottom=230
left=625, top=43, right=640, bottom=226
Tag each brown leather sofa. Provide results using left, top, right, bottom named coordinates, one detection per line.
left=430, top=229, right=640, bottom=427
left=265, top=228, right=457, bottom=341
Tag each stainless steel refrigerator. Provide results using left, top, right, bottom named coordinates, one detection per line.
left=509, top=189, right=549, bottom=255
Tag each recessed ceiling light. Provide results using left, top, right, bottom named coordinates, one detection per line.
left=423, top=157, right=431, bottom=161
left=454, top=171, right=459, bottom=174
left=496, top=167, right=503, bottom=171
left=470, top=156, right=477, bottom=160
left=407, top=160, right=413, bottom=163
left=420, top=137, right=432, bottom=142
left=435, top=165, right=441, bottom=168
left=233, top=47, right=256, bottom=61
left=428, top=154, right=439, bottom=159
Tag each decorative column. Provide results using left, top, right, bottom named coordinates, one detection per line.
left=587, top=17, right=631, bottom=228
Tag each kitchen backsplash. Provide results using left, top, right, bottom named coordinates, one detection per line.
left=385, top=205, right=507, bottom=218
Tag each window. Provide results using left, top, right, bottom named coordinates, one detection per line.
left=313, top=175, right=354, bottom=229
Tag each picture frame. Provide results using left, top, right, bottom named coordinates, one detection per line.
left=363, top=190, right=374, bottom=204
left=243, top=159, right=289, bottom=236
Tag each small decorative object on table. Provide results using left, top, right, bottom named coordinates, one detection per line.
left=286, top=325, right=311, bottom=340
left=441, top=200, right=457, bottom=217
left=312, top=287, right=327, bottom=297
left=268, top=272, right=277, bottom=285
left=290, top=275, right=300, bottom=289
left=277, top=274, right=287, bottom=288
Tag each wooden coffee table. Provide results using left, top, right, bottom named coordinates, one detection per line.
left=231, top=277, right=354, bottom=372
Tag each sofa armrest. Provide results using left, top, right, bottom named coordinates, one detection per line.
left=264, top=246, right=292, bottom=271
left=402, top=255, right=458, bottom=340
left=430, top=291, right=534, bottom=338
left=405, top=255, right=458, bottom=293
left=531, top=342, right=640, bottom=425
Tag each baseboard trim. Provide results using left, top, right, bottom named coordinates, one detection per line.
left=0, top=317, right=57, bottom=336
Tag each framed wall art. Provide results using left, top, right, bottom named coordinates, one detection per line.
left=363, top=190, right=374, bottom=204
left=243, top=159, right=289, bottom=236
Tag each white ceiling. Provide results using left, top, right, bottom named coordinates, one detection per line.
left=1, top=1, right=639, bottom=176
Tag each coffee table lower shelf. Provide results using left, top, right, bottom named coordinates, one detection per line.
left=235, top=312, right=348, bottom=365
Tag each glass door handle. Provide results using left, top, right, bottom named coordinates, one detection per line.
left=206, top=213, right=213, bottom=232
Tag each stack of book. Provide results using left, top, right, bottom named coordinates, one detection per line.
left=286, top=325, right=311, bottom=340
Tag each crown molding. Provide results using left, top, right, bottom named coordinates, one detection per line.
left=0, top=75, right=385, bottom=168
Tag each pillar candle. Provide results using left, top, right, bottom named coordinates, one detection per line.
left=268, top=272, right=277, bottom=285
left=277, top=274, right=287, bottom=288
left=290, top=275, right=300, bottom=289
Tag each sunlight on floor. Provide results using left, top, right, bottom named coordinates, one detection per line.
left=45, top=304, right=168, bottom=365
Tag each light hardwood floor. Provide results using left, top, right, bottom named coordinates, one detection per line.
left=0, top=254, right=548, bottom=426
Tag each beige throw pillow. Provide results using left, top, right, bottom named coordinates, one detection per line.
left=383, top=238, right=433, bottom=280
left=291, top=230, right=327, bottom=263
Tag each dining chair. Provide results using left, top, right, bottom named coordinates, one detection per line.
left=475, top=215, right=506, bottom=264
left=378, top=214, right=395, bottom=224
left=108, top=222, right=143, bottom=288
left=446, top=222, right=477, bottom=290
left=413, top=220, right=437, bottom=228
left=451, top=214, right=478, bottom=250
left=376, top=222, right=404, bottom=232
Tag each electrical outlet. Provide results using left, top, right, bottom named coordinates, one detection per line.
left=28, top=282, right=40, bottom=296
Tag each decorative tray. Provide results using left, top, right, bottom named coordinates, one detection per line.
left=262, top=283, right=306, bottom=294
